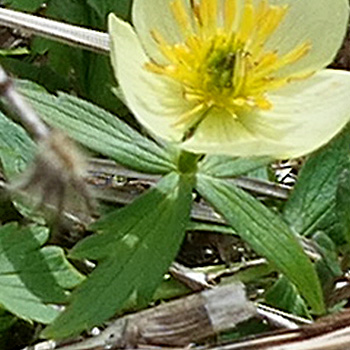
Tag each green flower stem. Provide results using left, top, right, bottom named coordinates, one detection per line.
left=177, top=151, right=201, bottom=174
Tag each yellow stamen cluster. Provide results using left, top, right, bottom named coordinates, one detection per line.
left=145, top=0, right=311, bottom=129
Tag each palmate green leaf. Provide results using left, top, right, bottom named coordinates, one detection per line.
left=16, top=80, right=176, bottom=174
left=0, top=223, right=83, bottom=324
left=0, top=110, right=35, bottom=178
left=199, top=155, right=271, bottom=178
left=196, top=174, right=325, bottom=314
left=283, top=128, right=350, bottom=244
left=43, top=172, right=193, bottom=339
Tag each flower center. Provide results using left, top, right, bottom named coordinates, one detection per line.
left=207, top=49, right=236, bottom=90
left=145, top=0, right=311, bottom=129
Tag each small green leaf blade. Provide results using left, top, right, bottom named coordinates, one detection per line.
left=16, top=80, right=176, bottom=175
left=283, top=129, right=350, bottom=242
left=313, top=231, right=343, bottom=300
left=265, top=276, right=310, bottom=318
left=43, top=172, right=193, bottom=339
left=196, top=174, right=324, bottom=314
left=0, top=223, right=83, bottom=323
left=40, top=246, right=85, bottom=289
left=199, top=155, right=271, bottom=178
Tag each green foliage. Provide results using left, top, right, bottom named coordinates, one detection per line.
left=196, top=174, right=325, bottom=314
left=0, top=48, right=29, bottom=56
left=87, top=0, right=133, bottom=19
left=0, top=109, right=35, bottom=178
left=43, top=172, right=193, bottom=339
left=0, top=310, right=34, bottom=350
left=3, top=0, right=44, bottom=11
left=336, top=168, right=350, bottom=246
left=199, top=155, right=271, bottom=178
left=283, top=128, right=350, bottom=244
left=16, top=80, right=175, bottom=174
left=0, top=74, right=346, bottom=344
left=1, top=1, right=350, bottom=346
left=0, top=223, right=83, bottom=324
left=0, top=310, right=17, bottom=333
left=1, top=78, right=329, bottom=329
left=313, top=231, right=343, bottom=299
left=2, top=0, right=130, bottom=114
left=265, top=276, right=310, bottom=318
left=1, top=57, right=70, bottom=93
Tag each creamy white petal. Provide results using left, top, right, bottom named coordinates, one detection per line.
left=132, top=0, right=243, bottom=63
left=181, top=108, right=283, bottom=157
left=108, top=14, right=194, bottom=142
left=132, top=0, right=192, bottom=63
left=182, top=70, right=350, bottom=158
left=265, top=0, right=349, bottom=76
left=133, top=0, right=348, bottom=75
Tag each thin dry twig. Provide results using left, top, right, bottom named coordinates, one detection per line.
left=0, top=7, right=109, bottom=54
left=0, top=64, right=49, bottom=140
left=256, top=304, right=312, bottom=329
left=24, top=283, right=255, bottom=350
left=208, top=310, right=350, bottom=350
left=87, top=158, right=290, bottom=202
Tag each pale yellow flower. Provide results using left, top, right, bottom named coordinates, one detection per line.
left=109, top=0, right=350, bottom=158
